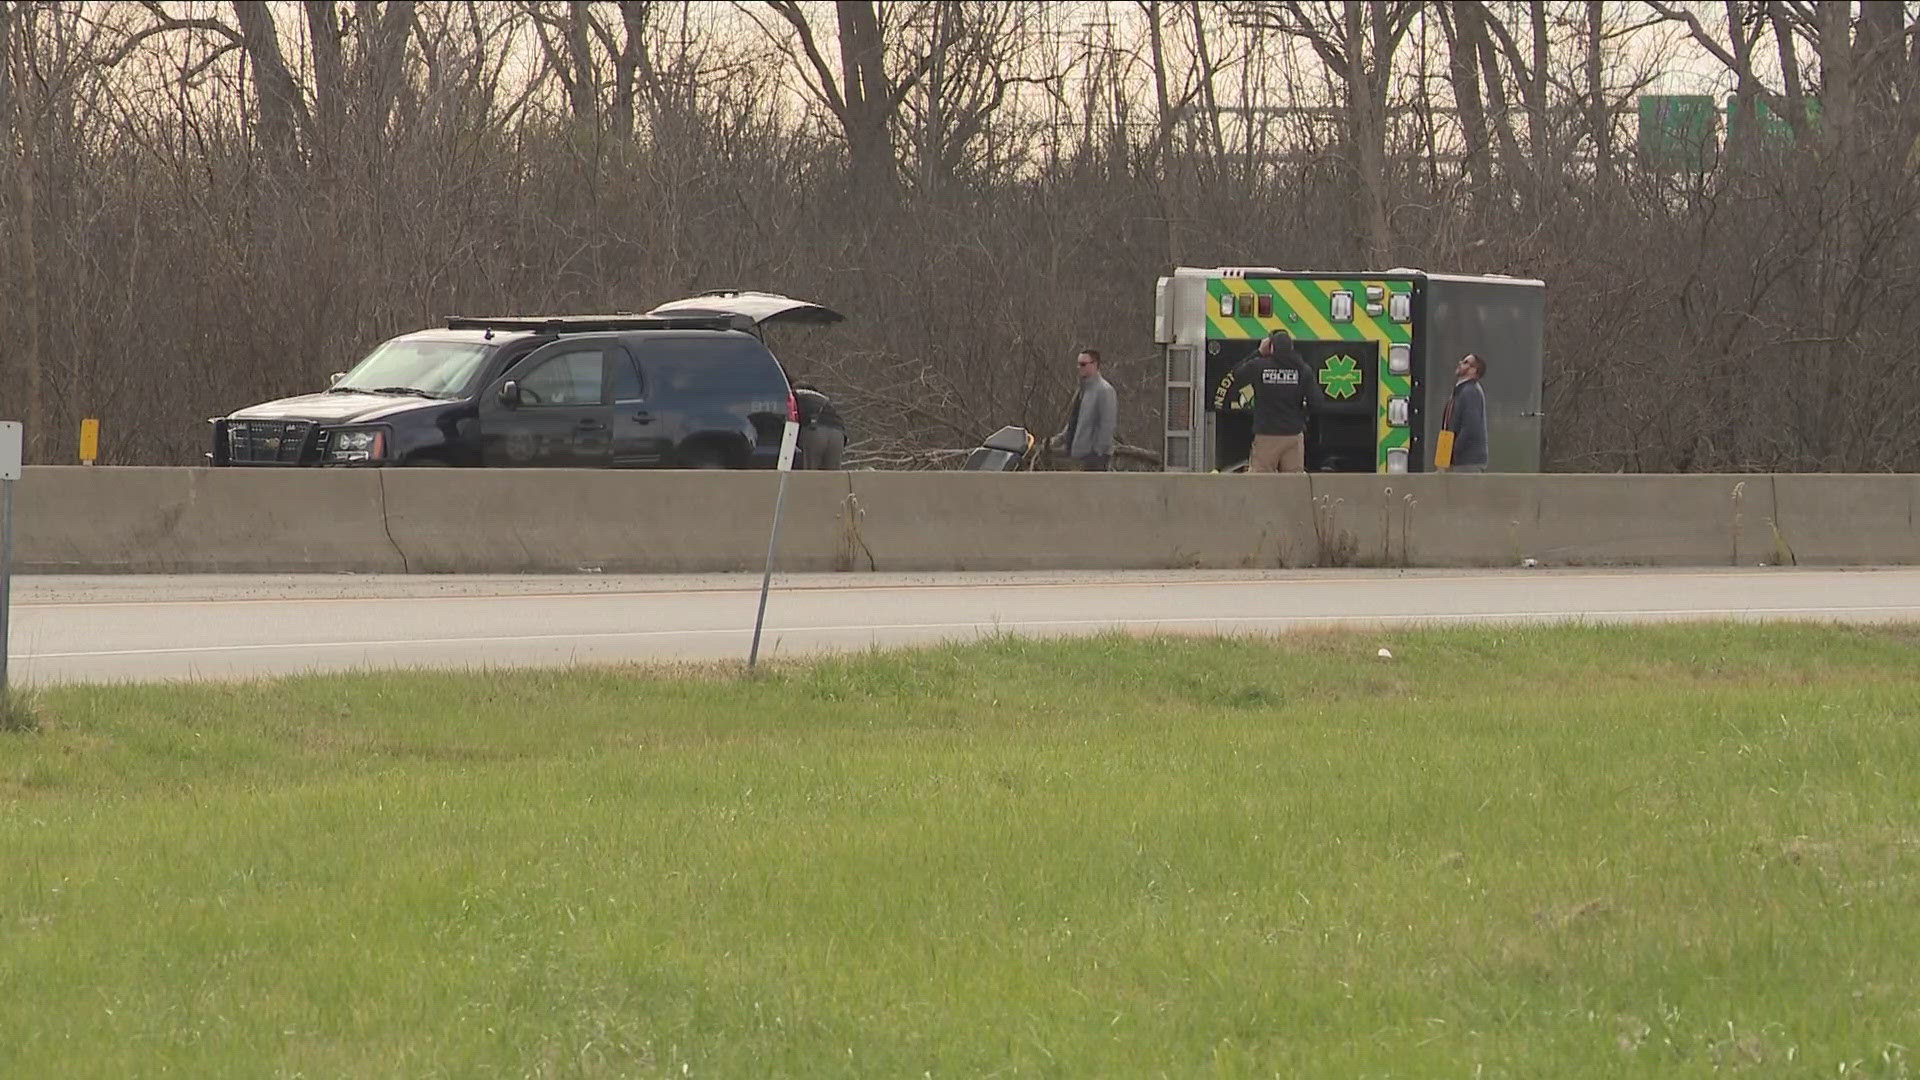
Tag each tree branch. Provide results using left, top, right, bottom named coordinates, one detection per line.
left=98, top=1, right=243, bottom=69
left=759, top=0, right=849, bottom=121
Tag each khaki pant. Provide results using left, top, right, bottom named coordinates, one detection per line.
left=1248, top=434, right=1305, bottom=473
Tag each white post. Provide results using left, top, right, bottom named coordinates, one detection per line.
left=0, top=421, right=22, bottom=698
left=748, top=421, right=802, bottom=670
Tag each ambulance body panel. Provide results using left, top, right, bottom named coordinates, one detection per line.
left=1154, top=267, right=1544, bottom=473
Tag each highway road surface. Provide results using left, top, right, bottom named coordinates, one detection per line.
left=7, top=567, right=1920, bottom=685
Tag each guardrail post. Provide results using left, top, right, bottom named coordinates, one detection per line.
left=749, top=421, right=802, bottom=670
left=0, top=421, right=22, bottom=697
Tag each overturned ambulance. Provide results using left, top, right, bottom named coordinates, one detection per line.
left=1153, top=268, right=1545, bottom=473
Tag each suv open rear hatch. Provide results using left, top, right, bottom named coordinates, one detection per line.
left=645, top=291, right=844, bottom=331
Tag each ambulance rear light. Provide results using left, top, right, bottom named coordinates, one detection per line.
left=1219, top=293, right=1235, bottom=318
left=1366, top=301, right=1385, bottom=317
left=1365, top=285, right=1384, bottom=301
left=1238, top=294, right=1256, bottom=317
left=1386, top=448, right=1409, bottom=473
left=1389, top=293, right=1412, bottom=322
left=1329, top=291, right=1354, bottom=321
left=1387, top=398, right=1409, bottom=426
left=1388, top=343, right=1411, bottom=376
left=787, top=392, right=799, bottom=423
left=1257, top=294, right=1273, bottom=317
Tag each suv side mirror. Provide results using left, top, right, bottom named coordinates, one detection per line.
left=328, top=371, right=346, bottom=387
left=498, top=380, right=522, bottom=408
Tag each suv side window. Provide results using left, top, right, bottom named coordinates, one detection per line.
left=611, top=347, right=643, bottom=402
left=518, top=348, right=605, bottom=406
left=639, top=336, right=786, bottom=400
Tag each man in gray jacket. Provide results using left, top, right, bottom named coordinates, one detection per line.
left=1052, top=349, right=1117, bottom=471
left=1441, top=353, right=1490, bottom=473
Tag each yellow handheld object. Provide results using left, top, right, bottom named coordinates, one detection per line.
left=1435, top=429, right=1455, bottom=469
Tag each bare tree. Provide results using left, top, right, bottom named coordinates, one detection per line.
left=901, top=2, right=1053, bottom=193
left=1233, top=1, right=1422, bottom=265
left=0, top=0, right=32, bottom=455
left=753, top=0, right=939, bottom=191
left=1435, top=2, right=1493, bottom=202
left=303, top=1, right=417, bottom=160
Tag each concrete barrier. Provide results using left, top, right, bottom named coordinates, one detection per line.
left=379, top=469, right=851, bottom=573
left=844, top=472, right=1315, bottom=570
left=1299, top=474, right=1532, bottom=567
left=1770, top=474, right=1920, bottom=565
left=9, top=466, right=1915, bottom=574
left=1530, top=474, right=1774, bottom=567
left=1298, top=474, right=1772, bottom=567
left=13, top=466, right=404, bottom=573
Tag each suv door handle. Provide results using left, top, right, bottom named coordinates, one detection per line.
left=576, top=419, right=607, bottom=430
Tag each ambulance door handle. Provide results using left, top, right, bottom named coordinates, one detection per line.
left=1521, top=411, right=1545, bottom=418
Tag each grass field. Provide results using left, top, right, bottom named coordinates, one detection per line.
left=3, top=625, right=1919, bottom=1077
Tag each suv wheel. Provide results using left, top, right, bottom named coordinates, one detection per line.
left=681, top=446, right=729, bottom=470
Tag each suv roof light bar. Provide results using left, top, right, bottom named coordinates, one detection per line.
left=443, top=314, right=756, bottom=334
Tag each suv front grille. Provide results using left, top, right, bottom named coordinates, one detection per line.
left=226, top=420, right=313, bottom=464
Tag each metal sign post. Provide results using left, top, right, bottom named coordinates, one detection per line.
left=0, top=421, right=22, bottom=698
left=748, top=420, right=802, bottom=670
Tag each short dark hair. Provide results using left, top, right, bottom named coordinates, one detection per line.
left=1468, top=354, right=1487, bottom=378
left=1078, top=349, right=1101, bottom=364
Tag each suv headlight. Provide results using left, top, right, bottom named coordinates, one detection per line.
left=326, top=426, right=388, bottom=462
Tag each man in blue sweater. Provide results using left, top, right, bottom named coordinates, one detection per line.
left=1441, top=353, right=1489, bottom=473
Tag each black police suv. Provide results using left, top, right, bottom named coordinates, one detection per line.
left=211, top=297, right=838, bottom=469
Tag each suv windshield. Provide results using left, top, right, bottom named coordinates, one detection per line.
left=334, top=339, right=492, bottom=398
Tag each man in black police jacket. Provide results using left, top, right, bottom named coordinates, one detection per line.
left=1214, top=330, right=1311, bottom=473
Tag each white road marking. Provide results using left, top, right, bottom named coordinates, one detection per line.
left=24, top=604, right=1920, bottom=661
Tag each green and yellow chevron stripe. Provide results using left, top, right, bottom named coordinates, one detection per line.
left=1205, top=277, right=1414, bottom=471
